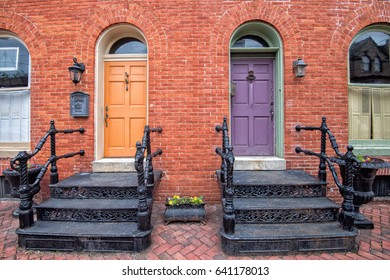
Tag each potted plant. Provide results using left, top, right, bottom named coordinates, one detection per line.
left=2, top=163, right=43, bottom=217
left=164, top=195, right=206, bottom=225
left=339, top=155, right=389, bottom=229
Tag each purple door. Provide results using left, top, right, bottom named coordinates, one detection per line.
left=231, top=59, right=274, bottom=156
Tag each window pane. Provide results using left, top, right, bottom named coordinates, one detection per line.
left=0, top=90, right=30, bottom=142
left=361, top=56, right=370, bottom=73
left=348, top=86, right=390, bottom=140
left=232, top=35, right=269, bottom=48
left=349, top=86, right=371, bottom=139
left=349, top=31, right=390, bottom=84
left=109, top=38, right=147, bottom=54
left=0, top=37, right=29, bottom=88
left=374, top=56, right=381, bottom=73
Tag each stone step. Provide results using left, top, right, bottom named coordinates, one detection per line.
left=16, top=221, right=151, bottom=252
left=50, top=170, right=162, bottom=199
left=218, top=170, right=326, bottom=198
left=221, top=222, right=358, bottom=255
left=35, top=198, right=151, bottom=222
left=227, top=197, right=339, bottom=224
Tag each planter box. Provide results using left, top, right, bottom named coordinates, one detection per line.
left=164, top=204, right=206, bottom=225
left=2, top=164, right=42, bottom=217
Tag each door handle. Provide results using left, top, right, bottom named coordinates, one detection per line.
left=124, top=72, right=129, bottom=91
left=270, top=101, right=274, bottom=121
left=104, top=106, right=109, bottom=127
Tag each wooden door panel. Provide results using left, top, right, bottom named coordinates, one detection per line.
left=108, top=82, right=126, bottom=105
left=104, top=61, right=147, bottom=157
left=129, top=118, right=146, bottom=151
left=108, top=118, right=125, bottom=147
left=130, top=82, right=146, bottom=105
left=231, top=59, right=274, bottom=156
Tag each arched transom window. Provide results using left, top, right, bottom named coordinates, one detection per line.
left=109, top=37, right=147, bottom=54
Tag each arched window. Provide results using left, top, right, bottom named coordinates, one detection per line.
left=109, top=37, right=147, bottom=54
left=348, top=26, right=390, bottom=143
left=232, top=35, right=269, bottom=48
left=0, top=33, right=30, bottom=143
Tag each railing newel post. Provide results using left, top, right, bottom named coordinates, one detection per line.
left=49, top=120, right=59, bottom=185
left=215, top=116, right=235, bottom=235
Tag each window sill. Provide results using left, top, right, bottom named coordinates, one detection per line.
left=349, top=140, right=390, bottom=156
left=0, top=142, right=30, bottom=158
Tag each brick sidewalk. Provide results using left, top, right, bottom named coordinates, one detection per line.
left=0, top=200, right=389, bottom=260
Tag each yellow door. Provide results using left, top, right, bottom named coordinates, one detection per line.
left=104, top=61, right=147, bottom=157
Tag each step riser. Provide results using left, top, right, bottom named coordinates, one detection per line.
left=235, top=209, right=338, bottom=224
left=36, top=209, right=140, bottom=223
left=50, top=186, right=154, bottom=199
left=221, top=234, right=356, bottom=255
left=232, top=184, right=326, bottom=198
left=17, top=233, right=151, bottom=252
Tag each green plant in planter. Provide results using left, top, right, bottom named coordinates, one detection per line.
left=165, top=195, right=206, bottom=224
left=166, top=195, right=204, bottom=206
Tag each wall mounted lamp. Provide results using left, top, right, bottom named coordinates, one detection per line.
left=68, top=57, right=85, bottom=85
left=293, top=58, right=307, bottom=78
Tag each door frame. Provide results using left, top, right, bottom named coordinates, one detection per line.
left=95, top=24, right=148, bottom=161
left=229, top=21, right=284, bottom=158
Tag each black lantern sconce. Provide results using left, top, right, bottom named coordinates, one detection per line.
left=68, top=57, right=85, bottom=85
left=293, top=58, right=307, bottom=78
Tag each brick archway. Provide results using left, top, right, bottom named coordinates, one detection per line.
left=329, top=3, right=390, bottom=64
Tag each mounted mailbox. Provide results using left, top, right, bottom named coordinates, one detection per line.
left=70, top=91, right=89, bottom=117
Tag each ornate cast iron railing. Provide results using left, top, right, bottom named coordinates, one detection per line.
left=215, top=116, right=235, bottom=235
left=134, top=125, right=163, bottom=231
left=9, top=120, right=85, bottom=229
left=295, top=117, right=343, bottom=183
left=295, top=117, right=358, bottom=231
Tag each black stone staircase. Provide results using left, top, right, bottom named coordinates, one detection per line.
left=215, top=117, right=358, bottom=255
left=16, top=171, right=162, bottom=252
left=216, top=170, right=357, bottom=255
left=10, top=122, right=163, bottom=253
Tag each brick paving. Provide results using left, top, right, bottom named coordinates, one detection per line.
left=0, top=200, right=389, bottom=260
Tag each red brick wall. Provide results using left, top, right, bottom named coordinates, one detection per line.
left=0, top=0, right=389, bottom=202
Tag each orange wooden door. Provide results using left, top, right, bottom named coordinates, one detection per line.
left=104, top=61, right=147, bottom=157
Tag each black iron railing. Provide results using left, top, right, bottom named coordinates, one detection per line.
left=215, top=116, right=235, bottom=235
left=9, top=120, right=85, bottom=229
left=134, top=125, right=163, bottom=231
left=295, top=117, right=358, bottom=231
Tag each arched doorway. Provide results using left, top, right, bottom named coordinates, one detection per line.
left=230, top=22, right=284, bottom=159
left=95, top=24, right=148, bottom=163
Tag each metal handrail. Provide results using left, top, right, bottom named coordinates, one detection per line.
left=134, top=125, right=163, bottom=232
left=9, top=120, right=85, bottom=229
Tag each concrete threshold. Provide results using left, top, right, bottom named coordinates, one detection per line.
left=234, top=156, right=286, bottom=171
left=92, top=158, right=135, bottom=172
